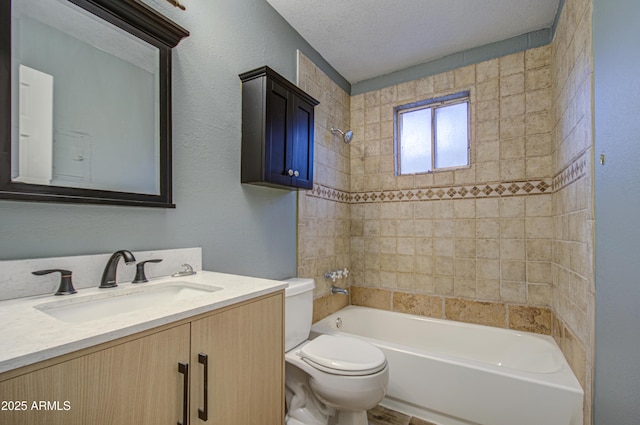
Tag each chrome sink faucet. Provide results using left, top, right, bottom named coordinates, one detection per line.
left=99, top=250, right=136, bottom=288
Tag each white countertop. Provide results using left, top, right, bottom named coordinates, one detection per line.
left=0, top=271, right=286, bottom=374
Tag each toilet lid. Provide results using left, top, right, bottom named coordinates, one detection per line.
left=299, top=335, right=386, bottom=376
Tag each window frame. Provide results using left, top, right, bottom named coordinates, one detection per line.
left=394, top=91, right=471, bottom=176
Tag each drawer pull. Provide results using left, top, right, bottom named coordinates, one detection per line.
left=198, top=353, right=209, bottom=421
left=178, top=362, right=189, bottom=425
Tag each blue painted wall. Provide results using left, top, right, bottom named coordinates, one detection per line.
left=593, top=0, right=640, bottom=422
left=0, top=0, right=345, bottom=281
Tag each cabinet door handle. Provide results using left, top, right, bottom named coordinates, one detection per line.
left=178, top=362, right=189, bottom=425
left=293, top=170, right=299, bottom=177
left=287, top=169, right=294, bottom=176
left=198, top=353, right=209, bottom=421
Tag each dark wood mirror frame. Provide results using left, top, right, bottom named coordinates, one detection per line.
left=0, top=0, right=189, bottom=208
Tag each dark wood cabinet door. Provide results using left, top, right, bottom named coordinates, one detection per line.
left=265, top=79, right=294, bottom=187
left=291, top=95, right=314, bottom=189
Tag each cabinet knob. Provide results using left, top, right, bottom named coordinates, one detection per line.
left=294, top=170, right=299, bottom=177
left=287, top=169, right=294, bottom=176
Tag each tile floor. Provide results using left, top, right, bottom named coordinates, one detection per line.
left=367, top=405, right=437, bottom=425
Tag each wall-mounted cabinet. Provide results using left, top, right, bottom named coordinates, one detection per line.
left=240, top=67, right=319, bottom=190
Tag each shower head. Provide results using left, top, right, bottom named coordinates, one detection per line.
left=331, top=127, right=353, bottom=144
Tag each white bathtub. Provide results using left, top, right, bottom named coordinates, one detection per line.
left=311, top=306, right=583, bottom=425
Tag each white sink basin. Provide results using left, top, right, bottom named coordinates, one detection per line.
left=35, top=281, right=222, bottom=323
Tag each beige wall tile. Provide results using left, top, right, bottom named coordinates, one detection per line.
left=500, top=94, right=526, bottom=118
left=476, top=161, right=501, bottom=182
left=500, top=52, right=525, bottom=76
left=528, top=283, right=552, bottom=306
left=477, top=259, right=500, bottom=280
left=501, top=260, right=526, bottom=281
left=434, top=276, right=454, bottom=296
left=525, top=46, right=551, bottom=70
left=303, top=25, right=593, bottom=419
left=477, top=279, right=501, bottom=301
left=508, top=305, right=552, bottom=334
left=476, top=80, right=500, bottom=102
left=393, top=292, right=443, bottom=318
left=526, top=67, right=552, bottom=91
left=445, top=298, right=507, bottom=328
left=500, top=73, right=525, bottom=97
left=350, top=286, right=391, bottom=310
left=550, top=0, right=594, bottom=420
left=476, top=58, right=499, bottom=83
left=476, top=198, right=500, bottom=218
left=454, top=65, right=476, bottom=88
left=500, top=280, right=527, bottom=303
left=477, top=238, right=500, bottom=259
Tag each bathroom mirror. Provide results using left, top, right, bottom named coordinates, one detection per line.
left=0, top=0, right=189, bottom=207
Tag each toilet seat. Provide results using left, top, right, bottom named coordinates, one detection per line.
left=299, top=335, right=387, bottom=376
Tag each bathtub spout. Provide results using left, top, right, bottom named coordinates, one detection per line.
left=330, top=285, right=349, bottom=295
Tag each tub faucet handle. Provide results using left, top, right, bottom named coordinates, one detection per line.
left=342, top=268, right=349, bottom=278
left=324, top=271, right=338, bottom=282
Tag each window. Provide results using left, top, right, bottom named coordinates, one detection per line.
left=395, top=92, right=470, bottom=175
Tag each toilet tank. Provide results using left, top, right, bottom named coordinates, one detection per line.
left=284, top=278, right=315, bottom=351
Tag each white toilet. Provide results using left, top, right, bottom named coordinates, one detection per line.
left=284, top=278, right=389, bottom=425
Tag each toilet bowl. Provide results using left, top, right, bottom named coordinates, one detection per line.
left=284, top=278, right=388, bottom=425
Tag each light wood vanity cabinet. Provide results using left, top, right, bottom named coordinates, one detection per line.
left=0, top=292, right=284, bottom=425
left=0, top=323, right=190, bottom=424
left=191, top=293, right=284, bottom=424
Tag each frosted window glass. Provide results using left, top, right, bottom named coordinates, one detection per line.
left=399, top=108, right=432, bottom=174
left=434, top=103, right=468, bottom=169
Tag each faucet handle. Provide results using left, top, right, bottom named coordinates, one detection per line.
left=132, top=259, right=163, bottom=283
left=324, top=271, right=338, bottom=282
left=342, top=268, right=349, bottom=278
left=33, top=269, right=77, bottom=295
left=171, top=263, right=196, bottom=277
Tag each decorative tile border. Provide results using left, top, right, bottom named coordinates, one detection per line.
left=350, top=179, right=551, bottom=203
left=552, top=150, right=589, bottom=192
left=308, top=149, right=588, bottom=204
left=307, top=184, right=351, bottom=203
left=307, top=180, right=552, bottom=204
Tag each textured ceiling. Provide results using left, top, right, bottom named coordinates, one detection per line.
left=266, top=0, right=561, bottom=83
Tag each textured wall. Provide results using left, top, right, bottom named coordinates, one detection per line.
left=296, top=53, right=351, bottom=320
left=297, top=14, right=595, bottom=418
left=593, top=0, right=640, bottom=422
left=346, top=48, right=556, bottom=334
left=550, top=0, right=594, bottom=422
left=0, top=0, right=341, bottom=282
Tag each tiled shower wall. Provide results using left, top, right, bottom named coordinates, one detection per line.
left=347, top=47, right=556, bottom=334
left=297, top=1, right=594, bottom=420
left=296, top=53, right=351, bottom=320
left=551, top=0, right=595, bottom=422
